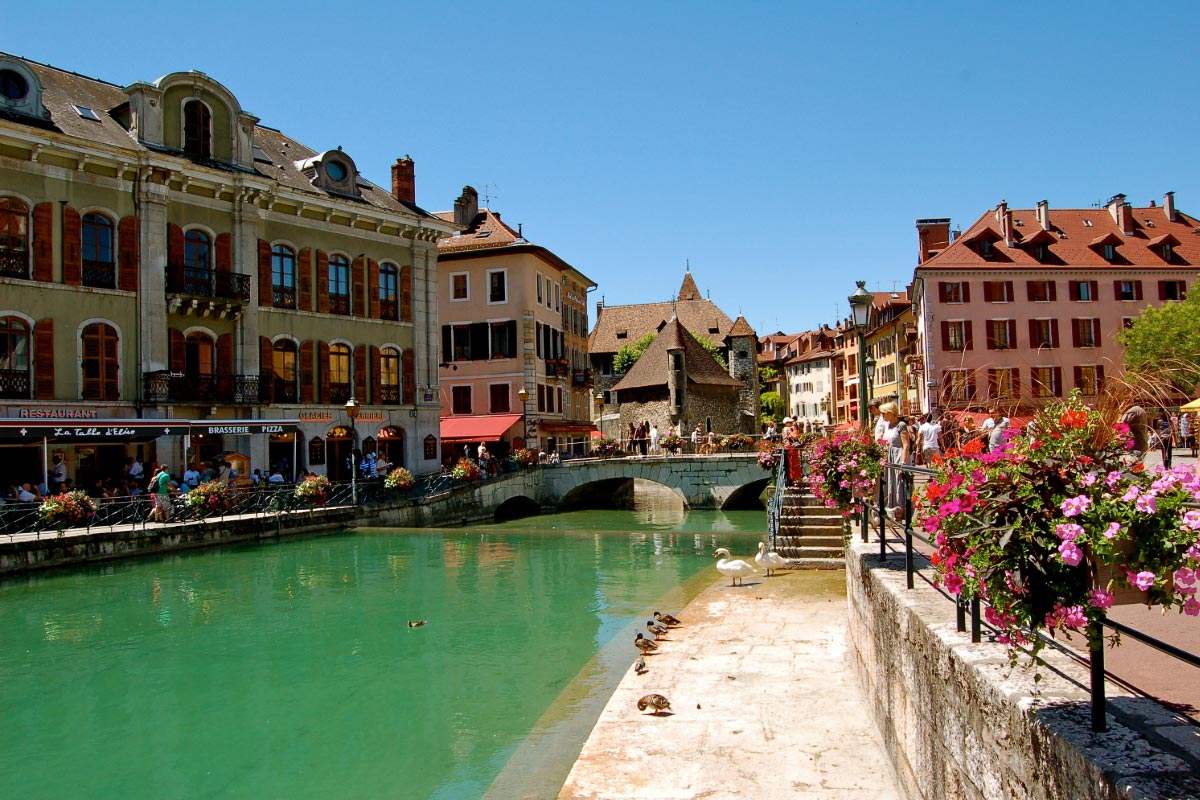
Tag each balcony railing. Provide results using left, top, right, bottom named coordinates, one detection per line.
left=572, top=369, right=592, bottom=387
left=545, top=358, right=569, bottom=377
left=272, top=285, right=297, bottom=308
left=380, top=385, right=400, bottom=404
left=143, top=371, right=263, bottom=404
left=83, top=259, right=116, bottom=289
left=0, top=249, right=29, bottom=280
left=379, top=299, right=398, bottom=321
left=0, top=368, right=30, bottom=399
left=329, top=294, right=350, bottom=315
left=165, top=265, right=251, bottom=302
left=330, top=382, right=352, bottom=404
left=274, top=378, right=298, bottom=404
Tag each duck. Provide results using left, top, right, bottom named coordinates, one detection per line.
left=637, top=694, right=672, bottom=715
left=647, top=620, right=670, bottom=638
left=407, top=620, right=427, bottom=628
left=634, top=632, right=659, bottom=654
left=653, top=611, right=682, bottom=627
left=634, top=656, right=648, bottom=675
left=755, top=542, right=790, bottom=577
left=713, top=547, right=757, bottom=586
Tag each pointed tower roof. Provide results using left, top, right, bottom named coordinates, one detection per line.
left=610, top=317, right=742, bottom=393
left=677, top=271, right=702, bottom=301
left=727, top=314, right=755, bottom=338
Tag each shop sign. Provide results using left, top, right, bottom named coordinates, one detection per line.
left=18, top=408, right=100, bottom=419
left=195, top=422, right=297, bottom=435
left=299, top=412, right=334, bottom=422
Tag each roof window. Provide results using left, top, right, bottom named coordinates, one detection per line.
left=71, top=104, right=101, bottom=121
left=474, top=230, right=491, bottom=239
left=1083, top=219, right=1093, bottom=227
left=252, top=146, right=272, bottom=163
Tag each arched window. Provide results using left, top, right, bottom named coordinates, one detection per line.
left=380, top=346, right=400, bottom=404
left=183, top=100, right=211, bottom=159
left=81, top=213, right=115, bottom=289
left=81, top=322, right=119, bottom=400
left=328, top=255, right=350, bottom=315
left=273, top=339, right=298, bottom=403
left=183, top=230, right=214, bottom=296
left=185, top=331, right=215, bottom=388
left=0, top=196, right=29, bottom=279
left=0, top=316, right=30, bottom=399
left=329, top=343, right=351, bottom=403
left=271, top=245, right=296, bottom=308
left=379, top=264, right=399, bottom=320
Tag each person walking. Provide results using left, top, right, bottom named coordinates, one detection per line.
left=149, top=464, right=175, bottom=523
left=1157, top=412, right=1174, bottom=468
left=918, top=413, right=942, bottom=466
left=985, top=408, right=1010, bottom=453
left=691, top=424, right=703, bottom=453
left=649, top=424, right=660, bottom=454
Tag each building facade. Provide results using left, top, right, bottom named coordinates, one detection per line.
left=0, top=53, right=452, bottom=489
left=435, top=187, right=596, bottom=460
left=912, top=196, right=1194, bottom=417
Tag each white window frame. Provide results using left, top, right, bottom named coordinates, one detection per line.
left=449, top=271, right=470, bottom=302
left=485, top=268, right=508, bottom=305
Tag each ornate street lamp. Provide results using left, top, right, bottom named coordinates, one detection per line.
left=595, top=391, right=605, bottom=442
left=344, top=397, right=360, bottom=505
left=865, top=354, right=877, bottom=403
left=848, top=281, right=873, bottom=431
left=517, top=386, right=530, bottom=449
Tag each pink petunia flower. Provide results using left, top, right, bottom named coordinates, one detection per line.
left=1184, top=598, right=1200, bottom=617
left=1055, top=523, right=1084, bottom=541
left=1088, top=588, right=1114, bottom=610
left=943, top=572, right=964, bottom=595
left=1133, top=571, right=1156, bottom=591
left=1104, top=522, right=1121, bottom=539
left=1058, top=540, right=1083, bottom=566
left=1060, top=495, right=1092, bottom=517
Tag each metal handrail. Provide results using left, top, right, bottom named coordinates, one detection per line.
left=766, top=447, right=786, bottom=549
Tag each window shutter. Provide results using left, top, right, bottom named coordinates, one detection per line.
left=353, top=345, right=367, bottom=399
left=370, top=345, right=381, bottom=404
left=1053, top=367, right=1063, bottom=397
left=33, top=319, right=54, bottom=399
left=442, top=325, right=452, bottom=361
left=1007, top=320, right=1016, bottom=347
left=967, top=371, right=978, bottom=403
left=1087, top=281, right=1097, bottom=301
left=470, top=322, right=489, bottom=360
left=985, top=321, right=996, bottom=350
left=938, top=282, right=948, bottom=302
left=62, top=205, right=82, bottom=286
left=987, top=369, right=998, bottom=399
left=1112, top=280, right=1122, bottom=300
left=1073, top=366, right=1083, bottom=389
left=1071, top=319, right=1081, bottom=347
left=318, top=341, right=330, bottom=404
left=1028, top=320, right=1039, bottom=348
left=352, top=256, right=366, bottom=317
left=1025, top=281, right=1037, bottom=302
left=1050, top=319, right=1060, bottom=348
left=1134, top=280, right=1143, bottom=301
left=217, top=333, right=233, bottom=378
left=298, top=248, right=313, bottom=311
left=101, top=327, right=119, bottom=400
left=258, top=240, right=273, bottom=307
left=1091, top=319, right=1101, bottom=345
left=299, top=341, right=315, bottom=404
left=118, top=216, right=138, bottom=291
left=983, top=282, right=995, bottom=303
left=167, top=223, right=184, bottom=266
left=961, top=282, right=971, bottom=303
left=400, top=265, right=412, bottom=322
left=316, top=250, right=329, bottom=313
left=506, top=320, right=518, bottom=357
left=32, top=202, right=53, bottom=281
left=1048, top=281, right=1057, bottom=301
left=215, top=232, right=232, bottom=274
left=1096, top=365, right=1105, bottom=390
left=940, top=321, right=951, bottom=350
left=402, top=349, right=415, bottom=405
left=1068, top=281, right=1079, bottom=301
left=259, top=336, right=274, bottom=403
left=1158, top=281, right=1168, bottom=301
left=1004, top=281, right=1014, bottom=301
left=963, top=321, right=974, bottom=351
left=368, top=260, right=380, bottom=319
left=170, top=328, right=185, bottom=373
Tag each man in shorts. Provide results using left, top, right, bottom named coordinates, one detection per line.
left=150, top=464, right=174, bottom=522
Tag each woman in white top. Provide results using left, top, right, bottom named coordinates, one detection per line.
left=879, top=402, right=909, bottom=517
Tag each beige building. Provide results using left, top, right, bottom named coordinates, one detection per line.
left=0, top=53, right=453, bottom=489
left=435, top=187, right=596, bottom=460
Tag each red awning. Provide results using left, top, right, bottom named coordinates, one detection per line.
left=439, top=414, right=523, bottom=443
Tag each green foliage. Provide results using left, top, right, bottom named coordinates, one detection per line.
left=758, top=365, right=779, bottom=392
left=1118, top=280, right=1200, bottom=391
left=694, top=335, right=728, bottom=370
left=760, top=390, right=784, bottom=421
left=613, top=332, right=656, bottom=374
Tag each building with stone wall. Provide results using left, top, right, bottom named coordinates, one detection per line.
left=0, top=53, right=453, bottom=489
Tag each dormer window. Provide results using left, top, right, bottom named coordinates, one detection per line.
left=325, top=161, right=347, bottom=181
left=1163, top=243, right=1174, bottom=262
left=0, top=69, right=29, bottom=101
left=298, top=151, right=361, bottom=198
left=183, top=100, right=211, bottom=159
left=979, top=239, right=994, bottom=258
left=0, top=60, right=50, bottom=121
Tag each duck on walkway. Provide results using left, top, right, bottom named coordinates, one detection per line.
left=653, top=611, right=682, bottom=627
left=755, top=542, right=790, bottom=577
left=647, top=620, right=670, bottom=638
left=634, top=632, right=659, bottom=654
left=637, top=694, right=672, bottom=715
left=713, top=547, right=757, bottom=586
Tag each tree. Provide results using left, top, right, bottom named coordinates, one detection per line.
left=695, top=336, right=728, bottom=371
left=760, top=391, right=784, bottom=422
left=1118, top=284, right=1200, bottom=393
left=613, top=332, right=656, bottom=374
left=758, top=365, right=779, bottom=393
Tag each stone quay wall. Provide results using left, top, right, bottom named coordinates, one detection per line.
left=845, top=539, right=1200, bottom=800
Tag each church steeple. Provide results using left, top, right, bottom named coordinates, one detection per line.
left=677, top=271, right=702, bottom=302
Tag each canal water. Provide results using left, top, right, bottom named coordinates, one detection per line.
left=0, top=484, right=766, bottom=799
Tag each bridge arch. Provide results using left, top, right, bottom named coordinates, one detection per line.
left=494, top=495, right=540, bottom=522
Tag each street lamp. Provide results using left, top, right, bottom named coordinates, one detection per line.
left=595, top=391, right=605, bottom=441
left=517, top=386, right=530, bottom=450
left=864, top=355, right=877, bottom=403
left=848, top=280, right=873, bottom=431
left=344, top=397, right=360, bottom=506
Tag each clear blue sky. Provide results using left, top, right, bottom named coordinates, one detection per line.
left=8, top=2, right=1199, bottom=335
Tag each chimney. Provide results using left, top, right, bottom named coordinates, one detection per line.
left=1164, top=191, right=1177, bottom=223
left=995, top=201, right=1014, bottom=247
left=914, top=218, right=951, bottom=264
left=391, top=156, right=415, bottom=204
left=1105, top=193, right=1131, bottom=232
left=1035, top=200, right=1051, bottom=231
left=453, top=186, right=479, bottom=227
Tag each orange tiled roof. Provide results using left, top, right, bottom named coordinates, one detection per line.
left=920, top=202, right=1200, bottom=270
left=589, top=298, right=734, bottom=354
left=727, top=314, right=755, bottom=337
left=437, top=209, right=522, bottom=253
left=610, top=317, right=743, bottom=393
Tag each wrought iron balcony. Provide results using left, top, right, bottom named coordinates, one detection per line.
left=143, top=370, right=263, bottom=404
left=0, top=368, right=31, bottom=399
left=83, top=259, right=116, bottom=289
left=379, top=299, right=398, bottom=321
left=329, top=294, right=351, bottom=315
left=572, top=368, right=592, bottom=387
left=274, top=378, right=298, bottom=404
left=165, top=264, right=251, bottom=302
left=0, top=249, right=29, bottom=280
left=272, top=285, right=297, bottom=308
left=330, top=382, right=352, bottom=404
left=380, top=385, right=400, bottom=405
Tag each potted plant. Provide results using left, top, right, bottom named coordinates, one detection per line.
left=919, top=393, right=1200, bottom=656
left=808, top=434, right=886, bottom=516
left=590, top=436, right=624, bottom=458
left=722, top=433, right=754, bottom=451
left=186, top=480, right=233, bottom=515
left=512, top=449, right=541, bottom=468
left=294, top=474, right=331, bottom=506
left=757, top=444, right=780, bottom=471
left=384, top=467, right=414, bottom=492
left=659, top=434, right=685, bottom=454
left=450, top=458, right=482, bottom=482
left=39, top=490, right=98, bottom=534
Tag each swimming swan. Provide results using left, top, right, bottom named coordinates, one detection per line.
left=713, top=547, right=757, bottom=586
left=755, top=542, right=790, bottom=577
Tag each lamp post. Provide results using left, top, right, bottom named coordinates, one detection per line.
left=848, top=281, right=873, bottom=432
left=517, top=386, right=530, bottom=450
left=344, top=397, right=360, bottom=505
left=595, top=391, right=605, bottom=442
left=864, top=355, right=877, bottom=404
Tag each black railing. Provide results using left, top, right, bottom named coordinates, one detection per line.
left=0, top=249, right=28, bottom=279
left=165, top=265, right=251, bottom=302
left=272, top=285, right=296, bottom=308
left=329, top=294, right=350, bottom=315
left=274, top=378, right=298, bottom=404
left=143, top=371, right=263, bottom=404
left=82, top=259, right=116, bottom=289
left=379, top=299, right=398, bottom=321
left=330, top=382, right=352, bottom=404
left=861, top=460, right=1200, bottom=735
left=0, top=368, right=31, bottom=399
left=380, top=385, right=400, bottom=404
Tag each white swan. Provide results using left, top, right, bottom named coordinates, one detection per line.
left=755, top=542, right=789, bottom=577
left=713, top=547, right=757, bottom=586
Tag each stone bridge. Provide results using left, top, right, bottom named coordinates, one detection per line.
left=372, top=454, right=770, bottom=527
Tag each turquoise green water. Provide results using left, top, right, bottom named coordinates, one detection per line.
left=0, top=504, right=765, bottom=799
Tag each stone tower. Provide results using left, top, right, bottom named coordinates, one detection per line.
left=726, top=315, right=759, bottom=433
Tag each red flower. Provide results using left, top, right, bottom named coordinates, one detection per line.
left=1059, top=410, right=1088, bottom=428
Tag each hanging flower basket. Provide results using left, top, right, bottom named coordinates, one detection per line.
left=722, top=433, right=754, bottom=451
left=450, top=458, right=482, bottom=482
left=808, top=434, right=886, bottom=516
left=39, top=491, right=98, bottom=533
left=658, top=434, right=685, bottom=454
left=384, top=467, right=414, bottom=492
left=757, top=446, right=780, bottom=471
left=294, top=475, right=331, bottom=506
left=186, top=480, right=233, bottom=515
left=512, top=449, right=541, bottom=468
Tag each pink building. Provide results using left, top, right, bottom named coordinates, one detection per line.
left=912, top=193, right=1194, bottom=415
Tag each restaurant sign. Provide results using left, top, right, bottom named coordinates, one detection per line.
left=193, top=421, right=298, bottom=435
left=0, top=421, right=191, bottom=441
left=18, top=408, right=100, bottom=419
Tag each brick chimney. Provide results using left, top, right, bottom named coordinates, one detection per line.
left=1164, top=191, right=1177, bottom=223
left=391, top=156, right=415, bottom=204
left=453, top=186, right=479, bottom=227
left=995, top=201, right=1014, bottom=247
left=1106, top=193, right=1134, bottom=234
left=1035, top=200, right=1051, bottom=231
left=914, top=218, right=951, bottom=264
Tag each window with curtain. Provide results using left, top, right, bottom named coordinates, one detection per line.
left=0, top=196, right=30, bottom=279
left=380, top=347, right=400, bottom=404
left=81, top=213, right=115, bottom=288
left=0, top=316, right=30, bottom=399
left=329, top=343, right=351, bottom=402
left=380, top=264, right=399, bottom=320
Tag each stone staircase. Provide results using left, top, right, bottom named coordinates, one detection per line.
left=773, top=485, right=847, bottom=569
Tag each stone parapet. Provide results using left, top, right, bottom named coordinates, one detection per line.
left=845, top=540, right=1200, bottom=800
